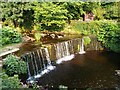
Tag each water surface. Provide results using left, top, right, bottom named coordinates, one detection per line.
left=37, top=51, right=120, bottom=89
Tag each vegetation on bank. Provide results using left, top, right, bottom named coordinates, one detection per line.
left=1, top=54, right=27, bottom=88
left=1, top=2, right=119, bottom=53
left=3, top=55, right=27, bottom=76
left=73, top=20, right=120, bottom=52
left=1, top=27, right=22, bottom=46
left=97, top=21, right=120, bottom=52
left=0, top=73, right=22, bottom=88
left=0, top=1, right=120, bottom=89
left=1, top=2, right=118, bottom=31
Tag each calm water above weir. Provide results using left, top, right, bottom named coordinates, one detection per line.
left=37, top=51, right=120, bottom=89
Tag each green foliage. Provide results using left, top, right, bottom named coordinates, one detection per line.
left=97, top=21, right=120, bottom=52
left=73, top=20, right=120, bottom=52
left=63, top=2, right=84, bottom=21
left=84, top=36, right=91, bottom=45
left=1, top=2, right=118, bottom=32
left=102, top=2, right=119, bottom=20
left=1, top=26, right=21, bottom=46
left=73, top=21, right=89, bottom=35
left=0, top=72, right=22, bottom=88
left=93, top=6, right=105, bottom=20
left=34, top=2, right=67, bottom=31
left=82, top=2, right=99, bottom=13
left=3, top=54, right=27, bottom=76
left=73, top=21, right=101, bottom=35
left=1, top=2, right=34, bottom=29
left=34, top=32, right=41, bottom=41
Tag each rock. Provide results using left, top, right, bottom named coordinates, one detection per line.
left=41, top=33, right=47, bottom=37
left=115, top=70, right=120, bottom=76
left=22, top=36, right=35, bottom=42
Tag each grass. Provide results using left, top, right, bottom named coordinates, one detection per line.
left=61, top=21, right=81, bottom=35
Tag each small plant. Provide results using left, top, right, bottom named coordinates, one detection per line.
left=3, top=54, right=27, bottom=76
left=34, top=32, right=41, bottom=42
left=84, top=36, right=91, bottom=45
left=0, top=72, right=22, bottom=88
left=1, top=26, right=22, bottom=46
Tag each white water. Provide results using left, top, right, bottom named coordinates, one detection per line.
left=23, top=38, right=86, bottom=83
left=56, top=54, right=74, bottom=64
left=79, top=38, right=86, bottom=54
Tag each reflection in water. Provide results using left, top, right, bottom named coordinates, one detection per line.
left=37, top=51, right=120, bottom=89
left=20, top=36, right=120, bottom=89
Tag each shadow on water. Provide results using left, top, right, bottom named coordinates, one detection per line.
left=37, top=51, right=120, bottom=89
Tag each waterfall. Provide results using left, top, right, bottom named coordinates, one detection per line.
left=33, top=52, right=39, bottom=75
left=40, top=49, right=46, bottom=70
left=22, top=37, right=88, bottom=83
left=22, top=55, right=31, bottom=78
left=26, top=56, right=31, bottom=78
left=55, top=40, right=75, bottom=64
left=79, top=38, right=86, bottom=54
left=36, top=50, right=43, bottom=71
left=44, top=48, right=55, bottom=70
left=85, top=36, right=103, bottom=51
left=29, top=52, right=36, bottom=76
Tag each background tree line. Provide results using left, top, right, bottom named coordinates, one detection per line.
left=1, top=2, right=120, bottom=53
left=1, top=2, right=119, bottom=31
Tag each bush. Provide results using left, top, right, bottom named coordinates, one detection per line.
left=3, top=54, right=27, bottom=76
left=84, top=36, right=91, bottom=45
left=34, top=32, right=41, bottom=41
left=0, top=72, right=22, bottom=88
left=97, top=21, right=120, bottom=52
left=1, top=26, right=22, bottom=46
left=73, top=20, right=120, bottom=52
left=73, top=21, right=102, bottom=35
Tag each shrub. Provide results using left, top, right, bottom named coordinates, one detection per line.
left=73, top=21, right=102, bottom=35
left=34, top=32, right=41, bottom=41
left=84, top=36, right=91, bottom=45
left=97, top=21, right=120, bottom=52
left=73, top=21, right=90, bottom=35
left=3, top=54, right=27, bottom=76
left=73, top=20, right=120, bottom=52
left=1, top=26, right=22, bottom=46
left=0, top=72, right=22, bottom=88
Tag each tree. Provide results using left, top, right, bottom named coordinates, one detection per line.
left=1, top=2, right=34, bottom=30
left=63, top=2, right=84, bottom=24
left=101, top=2, right=119, bottom=20
left=82, top=2, right=99, bottom=13
left=97, top=22, right=120, bottom=52
left=34, top=2, right=67, bottom=31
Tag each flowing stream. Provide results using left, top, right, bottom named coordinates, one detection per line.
left=21, top=37, right=120, bottom=89
left=21, top=38, right=86, bottom=82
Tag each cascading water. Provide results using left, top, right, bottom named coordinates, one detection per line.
left=42, top=48, right=55, bottom=72
left=55, top=40, right=75, bottom=64
left=79, top=38, right=86, bottom=54
left=22, top=37, right=87, bottom=83
left=85, top=36, right=103, bottom=51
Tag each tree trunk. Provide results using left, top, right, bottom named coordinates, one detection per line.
left=68, top=18, right=71, bottom=24
left=13, top=20, right=18, bottom=28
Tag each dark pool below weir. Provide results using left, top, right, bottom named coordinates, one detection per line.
left=37, top=51, right=120, bottom=89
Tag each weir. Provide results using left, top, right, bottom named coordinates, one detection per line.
left=21, top=37, right=102, bottom=83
